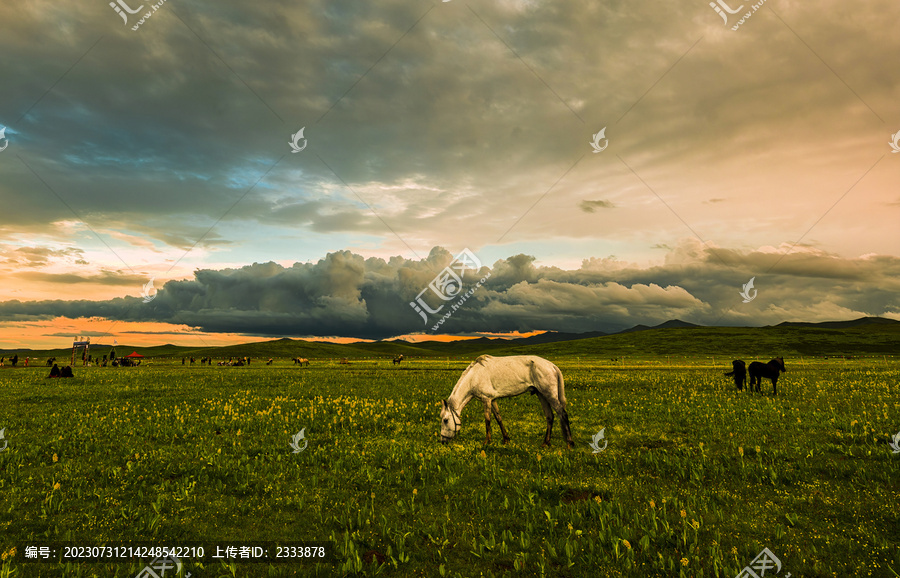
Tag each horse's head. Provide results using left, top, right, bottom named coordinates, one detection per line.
left=440, top=399, right=461, bottom=443
left=775, top=357, right=786, bottom=372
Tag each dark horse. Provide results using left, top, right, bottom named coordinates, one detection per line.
left=748, top=357, right=786, bottom=395
left=392, top=354, right=404, bottom=365
left=724, top=360, right=747, bottom=391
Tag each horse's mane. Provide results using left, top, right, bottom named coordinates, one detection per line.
left=451, top=355, right=494, bottom=398
left=461, top=354, right=492, bottom=374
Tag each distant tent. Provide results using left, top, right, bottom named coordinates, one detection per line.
left=125, top=352, right=144, bottom=358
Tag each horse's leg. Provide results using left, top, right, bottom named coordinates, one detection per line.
left=547, top=398, right=575, bottom=449
left=772, top=376, right=777, bottom=396
left=491, top=400, right=510, bottom=444
left=483, top=399, right=493, bottom=444
left=537, top=395, right=554, bottom=447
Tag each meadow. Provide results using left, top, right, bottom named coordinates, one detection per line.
left=0, top=356, right=898, bottom=577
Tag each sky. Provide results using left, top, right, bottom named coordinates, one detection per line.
left=0, top=0, right=898, bottom=348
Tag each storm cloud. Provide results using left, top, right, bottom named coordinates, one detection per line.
left=1, top=243, right=897, bottom=339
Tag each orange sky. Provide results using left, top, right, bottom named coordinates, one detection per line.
left=0, top=317, right=545, bottom=350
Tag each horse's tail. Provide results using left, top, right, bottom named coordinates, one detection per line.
left=555, top=364, right=566, bottom=407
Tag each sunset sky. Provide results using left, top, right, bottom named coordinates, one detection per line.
left=1, top=0, right=898, bottom=349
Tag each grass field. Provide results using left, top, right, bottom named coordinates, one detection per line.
left=1, top=356, right=898, bottom=577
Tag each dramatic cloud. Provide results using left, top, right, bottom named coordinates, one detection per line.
left=0, top=243, right=896, bottom=339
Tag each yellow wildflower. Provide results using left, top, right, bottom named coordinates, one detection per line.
left=623, top=540, right=631, bottom=549
left=681, top=557, right=689, bottom=566
left=52, top=453, right=58, bottom=462
left=53, top=483, right=60, bottom=491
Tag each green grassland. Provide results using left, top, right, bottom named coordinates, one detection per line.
left=1, top=328, right=899, bottom=577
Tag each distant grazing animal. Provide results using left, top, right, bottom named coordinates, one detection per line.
left=293, top=357, right=310, bottom=366
left=339, top=358, right=350, bottom=365
left=266, top=358, right=274, bottom=365
left=440, top=355, right=574, bottom=448
left=748, top=357, right=786, bottom=395
left=393, top=354, right=404, bottom=365
left=724, top=360, right=747, bottom=391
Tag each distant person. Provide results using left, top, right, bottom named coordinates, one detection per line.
left=48, top=364, right=61, bottom=378
left=24, top=357, right=29, bottom=367
left=60, top=366, right=74, bottom=378
left=12, top=354, right=18, bottom=367
left=182, top=357, right=186, bottom=365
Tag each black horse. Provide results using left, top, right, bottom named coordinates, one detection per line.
left=724, top=360, right=747, bottom=391
left=392, top=355, right=404, bottom=365
left=748, top=358, right=786, bottom=395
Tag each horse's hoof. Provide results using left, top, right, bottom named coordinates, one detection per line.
left=502, top=438, right=510, bottom=444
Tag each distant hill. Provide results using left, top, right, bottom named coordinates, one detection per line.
left=491, top=320, right=900, bottom=358
left=616, top=319, right=701, bottom=334
left=2, top=317, right=897, bottom=359
left=513, top=330, right=608, bottom=344
left=774, top=316, right=900, bottom=329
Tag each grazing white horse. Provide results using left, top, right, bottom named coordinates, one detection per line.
left=440, top=355, right=574, bottom=448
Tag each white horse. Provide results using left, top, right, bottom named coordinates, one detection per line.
left=440, top=355, right=574, bottom=448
